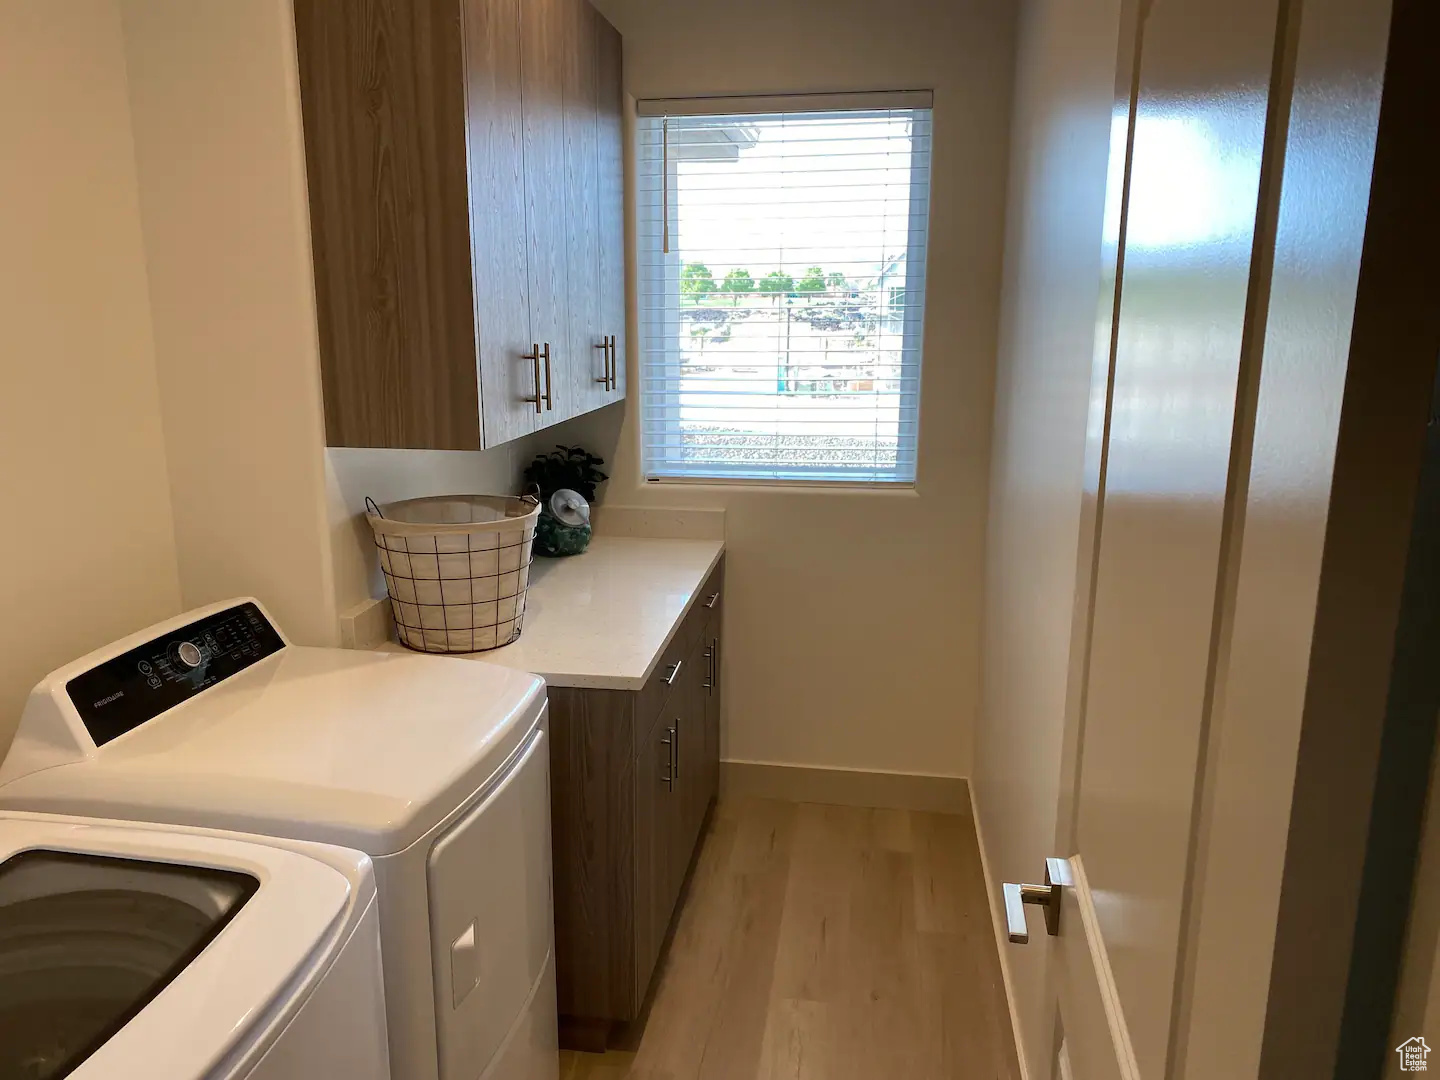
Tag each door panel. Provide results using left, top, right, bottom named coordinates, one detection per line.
left=428, top=729, right=553, bottom=1080
left=1067, top=0, right=1281, bottom=1074
left=996, top=0, right=1401, bottom=1071
left=701, top=573, right=724, bottom=817
left=520, top=0, right=571, bottom=426
left=676, top=635, right=709, bottom=861
left=1054, top=857, right=1137, bottom=1080
left=703, top=625, right=721, bottom=817
left=463, top=0, right=538, bottom=448
left=562, top=0, right=607, bottom=416
left=595, top=13, right=626, bottom=399
left=633, top=710, right=678, bottom=1010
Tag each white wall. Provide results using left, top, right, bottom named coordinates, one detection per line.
left=0, top=0, right=183, bottom=753
left=592, top=0, right=1016, bottom=777
left=121, top=0, right=340, bottom=646
left=974, top=0, right=1123, bottom=1071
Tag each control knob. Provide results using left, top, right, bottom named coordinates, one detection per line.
left=170, top=640, right=204, bottom=670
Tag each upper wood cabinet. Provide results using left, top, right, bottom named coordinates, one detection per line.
left=294, top=0, right=626, bottom=450
left=596, top=16, right=626, bottom=402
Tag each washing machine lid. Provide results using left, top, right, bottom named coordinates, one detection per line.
left=0, top=816, right=352, bottom=1080
left=0, top=600, right=546, bottom=854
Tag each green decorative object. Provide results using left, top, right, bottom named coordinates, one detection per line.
left=524, top=446, right=607, bottom=558
left=535, top=509, right=592, bottom=557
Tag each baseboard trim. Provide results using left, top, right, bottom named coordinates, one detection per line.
left=969, top=781, right=1032, bottom=1080
left=719, top=760, right=969, bottom=813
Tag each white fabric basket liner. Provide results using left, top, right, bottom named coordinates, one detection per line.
left=366, top=495, right=540, bottom=654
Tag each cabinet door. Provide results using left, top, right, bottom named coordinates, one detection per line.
left=595, top=12, right=626, bottom=399
left=520, top=0, right=572, bottom=427
left=464, top=0, right=541, bottom=449
left=702, top=610, right=722, bottom=817
left=564, top=0, right=610, bottom=416
left=676, top=636, right=710, bottom=862
left=295, top=0, right=482, bottom=450
left=632, top=711, right=679, bottom=1008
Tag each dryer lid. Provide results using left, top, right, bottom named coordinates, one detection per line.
left=0, top=816, right=353, bottom=1080
left=1, top=614, right=546, bottom=854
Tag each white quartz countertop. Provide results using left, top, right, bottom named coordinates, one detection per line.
left=381, top=536, right=724, bottom=690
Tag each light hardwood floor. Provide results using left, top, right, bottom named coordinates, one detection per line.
left=560, top=797, right=1022, bottom=1080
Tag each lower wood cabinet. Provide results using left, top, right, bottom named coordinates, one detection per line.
left=547, top=558, right=724, bottom=1049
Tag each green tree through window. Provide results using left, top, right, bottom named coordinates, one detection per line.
left=722, top=267, right=755, bottom=305
left=797, top=266, right=827, bottom=294
left=681, top=262, right=717, bottom=301
left=758, top=269, right=794, bottom=304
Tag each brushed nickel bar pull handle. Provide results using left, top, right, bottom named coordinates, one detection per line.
left=523, top=345, right=543, bottom=414
left=663, top=659, right=682, bottom=685
left=609, top=335, right=618, bottom=390
left=1004, top=858, right=1071, bottom=944
left=711, top=635, right=718, bottom=695
left=702, top=645, right=713, bottom=689
left=673, top=717, right=680, bottom=779
left=595, top=338, right=610, bottom=385
left=704, top=592, right=720, bottom=609
left=661, top=727, right=674, bottom=789
left=542, top=343, right=554, bottom=411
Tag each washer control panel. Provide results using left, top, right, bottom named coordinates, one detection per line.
left=65, top=602, right=285, bottom=747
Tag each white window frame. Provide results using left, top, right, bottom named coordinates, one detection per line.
left=635, top=91, right=934, bottom=488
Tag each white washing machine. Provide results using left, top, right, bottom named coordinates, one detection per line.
left=0, top=599, right=557, bottom=1080
left=0, top=810, right=389, bottom=1080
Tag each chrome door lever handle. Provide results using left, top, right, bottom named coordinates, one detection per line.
left=1004, top=857, right=1071, bottom=944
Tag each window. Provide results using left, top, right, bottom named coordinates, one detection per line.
left=637, top=93, right=933, bottom=485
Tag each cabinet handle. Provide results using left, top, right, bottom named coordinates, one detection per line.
left=661, top=726, right=675, bottom=789
left=542, top=342, right=554, bottom=411
left=711, top=636, right=719, bottom=695
left=663, top=659, right=682, bottom=685
left=673, top=717, right=680, bottom=779
left=608, top=335, right=618, bottom=390
left=595, top=338, right=610, bottom=386
left=704, top=592, right=720, bottom=609
left=702, top=646, right=713, bottom=689
left=523, top=345, right=544, bottom=414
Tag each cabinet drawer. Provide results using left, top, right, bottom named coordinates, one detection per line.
left=696, top=561, right=724, bottom=632
left=637, top=609, right=704, bottom=734
left=636, top=557, right=724, bottom=731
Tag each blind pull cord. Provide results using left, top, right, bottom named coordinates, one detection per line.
left=662, top=117, right=671, bottom=254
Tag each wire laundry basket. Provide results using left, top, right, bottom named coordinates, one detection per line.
left=365, top=494, right=541, bottom=654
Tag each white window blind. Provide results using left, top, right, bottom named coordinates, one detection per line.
left=636, top=97, right=932, bottom=484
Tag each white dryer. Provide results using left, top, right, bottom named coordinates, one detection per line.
left=0, top=599, right=557, bottom=1080
left=0, top=811, right=388, bottom=1080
